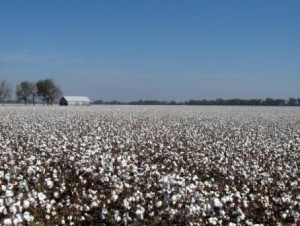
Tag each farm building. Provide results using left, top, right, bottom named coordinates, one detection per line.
left=59, top=96, right=91, bottom=106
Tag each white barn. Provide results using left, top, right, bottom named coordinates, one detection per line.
left=59, top=96, right=91, bottom=106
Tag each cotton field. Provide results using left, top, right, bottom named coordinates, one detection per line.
left=0, top=105, right=299, bottom=225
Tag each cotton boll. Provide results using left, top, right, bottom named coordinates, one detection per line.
left=102, top=207, right=108, bottom=215
left=23, top=200, right=30, bottom=209
left=1, top=185, right=6, bottom=192
left=208, top=217, right=218, bottom=225
left=123, top=199, right=130, bottom=209
left=156, top=200, right=162, bottom=208
left=9, top=205, right=17, bottom=214
left=281, top=212, right=287, bottom=219
left=91, top=201, right=98, bottom=208
left=3, top=218, right=12, bottom=225
left=135, top=205, right=145, bottom=220
left=4, top=173, right=11, bottom=181
left=6, top=190, right=14, bottom=197
left=13, top=218, right=20, bottom=225
left=0, top=206, right=6, bottom=214
left=45, top=178, right=54, bottom=189
left=111, top=190, right=118, bottom=202
left=114, top=210, right=121, bottom=222
left=23, top=212, right=32, bottom=222
left=213, top=198, right=223, bottom=208
left=54, top=191, right=60, bottom=198
left=243, top=200, right=249, bottom=208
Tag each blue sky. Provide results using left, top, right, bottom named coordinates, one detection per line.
left=0, top=0, right=299, bottom=101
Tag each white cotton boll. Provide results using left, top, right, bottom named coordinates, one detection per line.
left=1, top=185, right=6, bottom=191
left=17, top=193, right=24, bottom=200
left=91, top=201, right=98, bottom=208
left=16, top=214, right=23, bottom=223
left=192, top=175, right=198, bottom=181
left=4, top=173, right=11, bottom=181
left=23, top=200, right=30, bottom=209
left=114, top=211, right=121, bottom=222
left=123, top=199, right=130, bottom=209
left=23, top=211, right=32, bottom=222
left=102, top=207, right=108, bottom=215
left=189, top=204, right=200, bottom=214
left=13, top=218, right=19, bottom=225
left=135, top=206, right=145, bottom=220
left=38, top=192, right=46, bottom=203
left=123, top=212, right=132, bottom=222
left=2, top=206, right=8, bottom=215
left=206, top=203, right=213, bottom=214
left=171, top=195, right=179, bottom=205
left=245, top=220, right=253, bottom=225
left=220, top=210, right=226, bottom=216
left=9, top=205, right=17, bottom=214
left=120, top=159, right=127, bottom=168
left=281, top=212, right=287, bottom=219
left=213, top=198, right=223, bottom=208
left=54, top=192, right=60, bottom=198
left=281, top=196, right=290, bottom=204
left=45, top=178, right=54, bottom=189
left=221, top=196, right=232, bottom=204
left=228, top=223, right=237, bottom=226
left=169, top=208, right=176, bottom=217
left=156, top=200, right=162, bottom=208
left=0, top=206, right=6, bottom=214
left=237, top=207, right=245, bottom=220
left=6, top=190, right=14, bottom=197
left=3, top=218, right=12, bottom=225
left=0, top=171, right=4, bottom=178
left=151, top=165, right=157, bottom=170
left=46, top=203, right=52, bottom=213
left=111, top=191, right=118, bottom=202
left=208, top=217, right=218, bottom=225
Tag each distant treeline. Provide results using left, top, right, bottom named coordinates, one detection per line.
left=93, top=98, right=300, bottom=106
left=0, top=78, right=62, bottom=105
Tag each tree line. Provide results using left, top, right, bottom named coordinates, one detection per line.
left=0, top=79, right=62, bottom=105
left=94, top=98, right=300, bottom=106
left=1, top=78, right=299, bottom=106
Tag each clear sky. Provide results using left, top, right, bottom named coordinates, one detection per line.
left=0, top=0, right=299, bottom=101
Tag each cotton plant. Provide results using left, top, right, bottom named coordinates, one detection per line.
left=0, top=105, right=299, bottom=225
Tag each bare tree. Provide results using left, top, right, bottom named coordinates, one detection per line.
left=16, top=81, right=32, bottom=105
left=36, top=79, right=62, bottom=105
left=30, top=83, right=37, bottom=105
left=0, top=80, right=12, bottom=104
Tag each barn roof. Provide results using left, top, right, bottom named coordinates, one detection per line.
left=63, top=96, right=91, bottom=102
